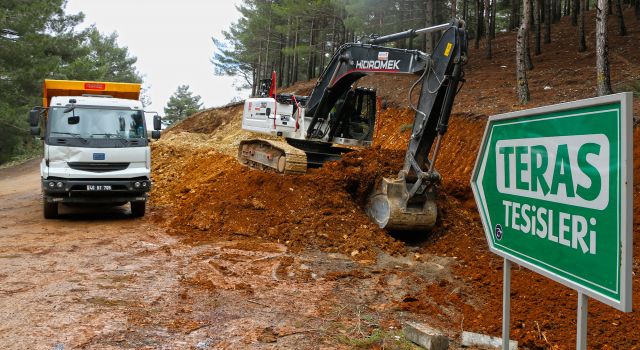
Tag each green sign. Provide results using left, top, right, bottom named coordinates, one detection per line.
left=471, top=93, right=633, bottom=312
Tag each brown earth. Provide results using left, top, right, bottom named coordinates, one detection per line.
left=148, top=9, right=640, bottom=350
left=2, top=9, right=639, bottom=350
left=3, top=160, right=467, bottom=349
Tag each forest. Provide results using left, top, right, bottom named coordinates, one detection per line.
left=213, top=0, right=640, bottom=99
left=0, top=0, right=141, bottom=164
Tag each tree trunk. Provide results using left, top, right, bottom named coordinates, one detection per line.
left=596, top=0, right=613, bottom=95
left=307, top=18, right=315, bottom=80
left=485, top=0, right=492, bottom=57
left=463, top=0, right=469, bottom=21
left=283, top=17, right=291, bottom=86
left=320, top=38, right=326, bottom=71
left=535, top=0, right=542, bottom=54
left=491, top=0, right=497, bottom=38
left=256, top=41, right=263, bottom=90
left=251, top=68, right=257, bottom=96
left=616, top=0, right=627, bottom=35
left=452, top=0, right=457, bottom=18
left=278, top=34, right=284, bottom=88
left=525, top=0, right=534, bottom=69
left=558, top=0, right=563, bottom=18
left=517, top=0, right=531, bottom=104
left=264, top=17, right=271, bottom=83
left=292, top=17, right=299, bottom=83
left=572, top=0, right=579, bottom=25
left=636, top=0, right=640, bottom=19
left=425, top=0, right=434, bottom=52
left=511, top=0, right=520, bottom=29
left=491, top=0, right=498, bottom=39
left=578, top=0, right=587, bottom=51
left=544, top=0, right=552, bottom=42
left=331, top=16, right=337, bottom=53
left=475, top=0, right=483, bottom=48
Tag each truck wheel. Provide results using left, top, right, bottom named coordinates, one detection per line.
left=130, top=201, right=146, bottom=217
left=43, top=200, right=58, bottom=219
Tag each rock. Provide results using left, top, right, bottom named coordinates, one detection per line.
left=403, top=322, right=449, bottom=350
left=461, top=331, right=518, bottom=350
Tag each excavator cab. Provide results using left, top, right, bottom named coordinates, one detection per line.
left=329, top=87, right=377, bottom=145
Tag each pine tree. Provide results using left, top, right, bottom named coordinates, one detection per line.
left=578, top=0, right=587, bottom=51
left=517, top=0, right=531, bottom=104
left=544, top=0, right=552, bottom=43
left=535, top=0, right=542, bottom=54
left=596, top=0, right=613, bottom=95
left=164, top=85, right=203, bottom=126
left=615, top=0, right=626, bottom=36
left=484, top=0, right=492, bottom=58
left=0, top=0, right=141, bottom=163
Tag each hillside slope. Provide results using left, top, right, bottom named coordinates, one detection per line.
left=150, top=10, right=640, bottom=349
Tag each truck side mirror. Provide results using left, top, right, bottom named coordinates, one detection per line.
left=28, top=109, right=39, bottom=126
left=30, top=126, right=40, bottom=136
left=153, top=115, right=161, bottom=130
left=151, top=130, right=161, bottom=139
left=266, top=108, right=271, bottom=116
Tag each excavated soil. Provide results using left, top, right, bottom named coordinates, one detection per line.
left=148, top=10, right=640, bottom=349
left=151, top=143, right=406, bottom=262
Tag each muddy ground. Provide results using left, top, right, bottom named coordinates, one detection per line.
left=2, top=8, right=640, bottom=350
left=1, top=161, right=480, bottom=349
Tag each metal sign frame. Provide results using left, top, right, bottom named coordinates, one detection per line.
left=471, top=93, right=633, bottom=349
left=471, top=92, right=633, bottom=311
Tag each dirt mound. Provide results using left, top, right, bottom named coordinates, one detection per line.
left=151, top=143, right=408, bottom=261
left=167, top=102, right=243, bottom=135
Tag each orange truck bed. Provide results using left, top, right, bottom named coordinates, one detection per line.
left=43, top=79, right=141, bottom=108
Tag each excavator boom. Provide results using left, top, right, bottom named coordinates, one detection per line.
left=238, top=20, right=468, bottom=232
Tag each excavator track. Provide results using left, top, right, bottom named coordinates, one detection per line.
left=238, top=139, right=307, bottom=175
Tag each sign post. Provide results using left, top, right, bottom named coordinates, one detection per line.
left=471, top=93, right=633, bottom=348
left=502, top=259, right=511, bottom=350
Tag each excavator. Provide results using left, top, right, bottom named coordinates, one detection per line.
left=238, top=19, right=468, bottom=232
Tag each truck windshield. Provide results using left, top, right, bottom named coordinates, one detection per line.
left=48, top=107, right=146, bottom=140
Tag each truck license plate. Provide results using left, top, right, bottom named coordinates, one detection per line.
left=86, top=185, right=112, bottom=191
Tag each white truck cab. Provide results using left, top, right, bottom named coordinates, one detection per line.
left=28, top=80, right=161, bottom=219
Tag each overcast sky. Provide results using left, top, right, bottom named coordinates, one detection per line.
left=65, top=0, right=248, bottom=114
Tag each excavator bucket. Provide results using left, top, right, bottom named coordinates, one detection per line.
left=366, top=177, right=438, bottom=231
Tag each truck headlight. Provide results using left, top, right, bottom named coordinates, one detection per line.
left=56, top=182, right=63, bottom=188
left=48, top=182, right=55, bottom=188
left=142, top=181, right=148, bottom=188
left=134, top=181, right=141, bottom=188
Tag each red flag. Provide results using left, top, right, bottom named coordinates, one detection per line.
left=269, top=71, right=276, bottom=98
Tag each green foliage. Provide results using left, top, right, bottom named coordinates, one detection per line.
left=211, top=0, right=475, bottom=93
left=163, top=85, right=203, bottom=126
left=0, top=0, right=142, bottom=164
left=324, top=307, right=421, bottom=349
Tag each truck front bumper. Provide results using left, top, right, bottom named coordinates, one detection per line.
left=42, top=178, right=151, bottom=204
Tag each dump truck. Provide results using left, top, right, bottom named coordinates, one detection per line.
left=28, top=79, right=162, bottom=218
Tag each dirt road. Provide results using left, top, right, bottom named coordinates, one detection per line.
left=0, top=160, right=188, bottom=349
left=0, top=160, right=470, bottom=350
